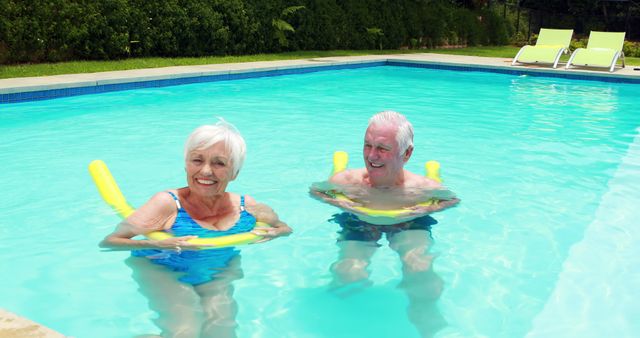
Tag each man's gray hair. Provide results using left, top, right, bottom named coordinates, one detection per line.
left=184, top=118, right=246, bottom=177
left=368, top=110, right=414, bottom=154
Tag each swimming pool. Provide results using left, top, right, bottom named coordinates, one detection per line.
left=1, top=64, right=639, bottom=338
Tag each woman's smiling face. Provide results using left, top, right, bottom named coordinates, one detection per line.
left=185, top=142, right=235, bottom=197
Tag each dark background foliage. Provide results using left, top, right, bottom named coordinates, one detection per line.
left=0, top=0, right=637, bottom=64
left=0, top=0, right=513, bottom=64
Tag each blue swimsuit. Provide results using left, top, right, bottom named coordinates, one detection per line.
left=132, top=192, right=256, bottom=285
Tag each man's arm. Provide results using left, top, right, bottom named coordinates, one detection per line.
left=309, top=169, right=367, bottom=214
left=403, top=171, right=460, bottom=215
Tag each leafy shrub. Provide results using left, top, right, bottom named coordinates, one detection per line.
left=570, top=38, right=587, bottom=51
left=511, top=32, right=528, bottom=47
left=0, top=0, right=514, bottom=64
left=623, top=41, right=640, bottom=58
left=211, top=0, right=260, bottom=54
left=420, top=2, right=449, bottom=47
left=481, top=9, right=509, bottom=45
left=295, top=0, right=348, bottom=51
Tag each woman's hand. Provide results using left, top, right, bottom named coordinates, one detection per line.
left=99, top=192, right=183, bottom=251
left=251, top=224, right=291, bottom=243
left=153, top=235, right=199, bottom=252
left=245, top=203, right=292, bottom=243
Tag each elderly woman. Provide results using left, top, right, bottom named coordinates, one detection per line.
left=100, top=119, right=291, bottom=338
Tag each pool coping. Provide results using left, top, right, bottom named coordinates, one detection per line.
left=0, top=309, right=66, bottom=338
left=2, top=53, right=640, bottom=104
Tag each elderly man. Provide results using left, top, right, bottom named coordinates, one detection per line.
left=313, top=110, right=459, bottom=337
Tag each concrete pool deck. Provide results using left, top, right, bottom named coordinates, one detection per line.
left=1, top=53, right=639, bottom=99
left=0, top=309, right=66, bottom=338
left=1, top=52, right=639, bottom=336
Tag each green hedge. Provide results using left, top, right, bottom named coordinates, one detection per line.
left=0, top=0, right=512, bottom=64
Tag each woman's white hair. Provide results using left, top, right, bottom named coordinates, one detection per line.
left=184, top=118, right=246, bottom=177
left=368, top=110, right=414, bottom=155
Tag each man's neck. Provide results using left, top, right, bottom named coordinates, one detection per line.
left=366, top=170, right=405, bottom=188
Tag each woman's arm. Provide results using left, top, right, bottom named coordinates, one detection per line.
left=244, top=196, right=292, bottom=240
left=99, top=192, right=197, bottom=251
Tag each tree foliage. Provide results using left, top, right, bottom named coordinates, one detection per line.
left=0, top=0, right=515, bottom=64
left=272, top=5, right=305, bottom=48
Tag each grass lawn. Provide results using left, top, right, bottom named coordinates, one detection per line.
left=1, top=46, right=638, bottom=79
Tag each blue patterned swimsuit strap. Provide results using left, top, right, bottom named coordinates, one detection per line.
left=240, top=195, right=246, bottom=212
left=166, top=191, right=182, bottom=209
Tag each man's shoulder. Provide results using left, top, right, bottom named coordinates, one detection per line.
left=330, top=169, right=366, bottom=185
left=404, top=170, right=442, bottom=189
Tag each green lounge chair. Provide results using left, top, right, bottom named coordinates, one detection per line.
left=566, top=31, right=626, bottom=72
left=512, top=28, right=573, bottom=68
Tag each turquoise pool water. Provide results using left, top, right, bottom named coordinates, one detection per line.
left=1, top=65, right=639, bottom=338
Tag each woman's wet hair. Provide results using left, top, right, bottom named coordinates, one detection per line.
left=184, top=118, right=246, bottom=177
left=368, top=110, right=414, bottom=155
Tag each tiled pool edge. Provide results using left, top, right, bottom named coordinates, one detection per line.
left=0, top=60, right=385, bottom=104
left=387, top=59, right=640, bottom=83
left=2, top=55, right=640, bottom=104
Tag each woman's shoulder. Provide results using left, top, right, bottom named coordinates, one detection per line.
left=126, top=190, right=180, bottom=230
left=138, top=191, right=179, bottom=213
left=227, top=192, right=257, bottom=207
left=150, top=189, right=181, bottom=204
left=243, top=194, right=257, bottom=207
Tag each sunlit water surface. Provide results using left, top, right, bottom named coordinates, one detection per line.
left=1, top=66, right=639, bottom=337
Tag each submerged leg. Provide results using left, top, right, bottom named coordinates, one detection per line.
left=389, top=230, right=447, bottom=337
left=329, top=240, right=378, bottom=293
left=126, top=256, right=202, bottom=338
left=194, top=256, right=244, bottom=338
